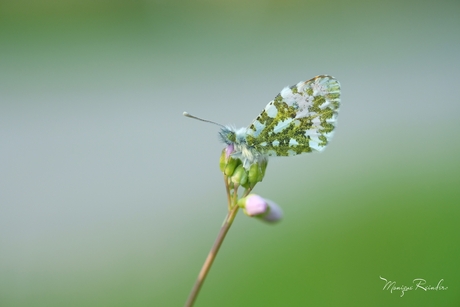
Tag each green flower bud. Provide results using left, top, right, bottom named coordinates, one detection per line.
left=259, top=159, right=268, bottom=180
left=240, top=179, right=251, bottom=189
left=247, top=163, right=259, bottom=184
left=246, top=159, right=267, bottom=186
left=231, top=165, right=248, bottom=186
left=224, top=157, right=240, bottom=177
left=219, top=149, right=227, bottom=172
left=220, top=144, right=242, bottom=176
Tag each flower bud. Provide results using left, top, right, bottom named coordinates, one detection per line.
left=225, top=144, right=234, bottom=158
left=259, top=159, right=268, bottom=179
left=231, top=165, right=248, bottom=186
left=239, top=194, right=267, bottom=216
left=247, top=163, right=260, bottom=185
left=219, top=148, right=227, bottom=172
left=242, top=159, right=267, bottom=188
left=258, top=198, right=283, bottom=223
left=238, top=194, right=282, bottom=223
left=224, top=157, right=240, bottom=176
left=220, top=145, right=241, bottom=176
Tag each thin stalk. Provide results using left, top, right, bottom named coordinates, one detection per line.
left=224, top=175, right=231, bottom=211
left=184, top=205, right=240, bottom=307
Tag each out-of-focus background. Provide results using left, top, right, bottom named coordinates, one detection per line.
left=1, top=0, right=459, bottom=306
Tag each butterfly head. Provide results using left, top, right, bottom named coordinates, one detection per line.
left=219, top=126, right=267, bottom=169
left=219, top=126, right=248, bottom=145
left=183, top=112, right=268, bottom=169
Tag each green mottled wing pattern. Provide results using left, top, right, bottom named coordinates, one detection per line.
left=245, top=75, right=341, bottom=156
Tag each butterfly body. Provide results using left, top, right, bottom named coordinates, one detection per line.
left=219, top=75, right=341, bottom=169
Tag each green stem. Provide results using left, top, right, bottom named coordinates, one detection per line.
left=184, top=205, right=240, bottom=307
left=224, top=176, right=231, bottom=211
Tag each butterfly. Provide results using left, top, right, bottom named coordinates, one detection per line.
left=184, top=75, right=340, bottom=169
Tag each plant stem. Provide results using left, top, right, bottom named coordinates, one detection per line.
left=184, top=205, right=240, bottom=307
left=224, top=175, right=231, bottom=211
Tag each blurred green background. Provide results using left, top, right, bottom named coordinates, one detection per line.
left=1, top=0, right=459, bottom=306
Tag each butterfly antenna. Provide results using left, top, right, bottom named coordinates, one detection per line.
left=183, top=112, right=225, bottom=128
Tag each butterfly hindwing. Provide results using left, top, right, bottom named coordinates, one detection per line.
left=246, top=75, right=340, bottom=157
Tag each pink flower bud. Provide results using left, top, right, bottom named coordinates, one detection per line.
left=238, top=194, right=283, bottom=223
left=260, top=199, right=283, bottom=223
left=244, top=194, right=268, bottom=216
left=225, top=144, right=235, bottom=158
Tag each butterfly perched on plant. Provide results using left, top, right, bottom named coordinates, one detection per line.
left=184, top=75, right=340, bottom=169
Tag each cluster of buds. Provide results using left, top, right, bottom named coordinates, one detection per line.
left=219, top=145, right=268, bottom=189
left=220, top=144, right=282, bottom=223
